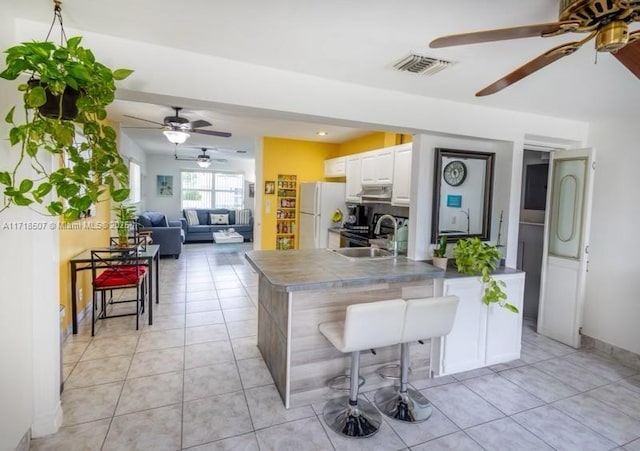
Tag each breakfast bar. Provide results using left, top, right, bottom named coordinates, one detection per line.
left=245, top=249, right=525, bottom=408
left=245, top=249, right=443, bottom=408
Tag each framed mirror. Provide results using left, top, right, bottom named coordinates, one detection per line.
left=432, top=148, right=495, bottom=243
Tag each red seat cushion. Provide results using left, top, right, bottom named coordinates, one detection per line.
left=95, top=267, right=146, bottom=288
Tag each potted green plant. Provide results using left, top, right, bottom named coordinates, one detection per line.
left=432, top=236, right=448, bottom=270
left=453, top=237, right=519, bottom=313
left=0, top=32, right=133, bottom=222
left=113, top=203, right=136, bottom=247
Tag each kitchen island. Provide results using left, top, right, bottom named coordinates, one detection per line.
left=245, top=249, right=443, bottom=408
left=245, top=249, right=524, bottom=408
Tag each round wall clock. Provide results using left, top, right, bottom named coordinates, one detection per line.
left=443, top=160, right=467, bottom=186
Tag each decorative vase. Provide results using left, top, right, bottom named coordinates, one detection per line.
left=432, top=256, right=448, bottom=271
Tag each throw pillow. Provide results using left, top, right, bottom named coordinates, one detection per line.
left=235, top=209, right=251, bottom=225
left=185, top=209, right=200, bottom=226
left=136, top=214, right=152, bottom=228
left=147, top=211, right=168, bottom=227
left=210, top=213, right=229, bottom=225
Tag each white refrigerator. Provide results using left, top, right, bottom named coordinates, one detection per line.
left=299, top=182, right=346, bottom=249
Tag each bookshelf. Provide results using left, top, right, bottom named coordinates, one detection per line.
left=276, top=174, right=297, bottom=250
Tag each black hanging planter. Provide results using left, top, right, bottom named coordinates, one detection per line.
left=28, top=78, right=81, bottom=121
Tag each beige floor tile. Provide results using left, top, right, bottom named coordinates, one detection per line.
left=255, top=416, right=333, bottom=451
left=62, top=340, right=90, bottom=364
left=186, top=300, right=221, bottom=314
left=61, top=382, right=122, bottom=426
left=245, top=385, right=315, bottom=430
left=185, top=323, right=229, bottom=345
left=128, top=347, right=184, bottom=379
left=116, top=371, right=183, bottom=415
left=103, top=404, right=182, bottom=451
left=223, top=306, right=257, bottom=323
left=186, top=432, right=259, bottom=451
left=184, top=362, right=242, bottom=401
left=136, top=328, right=185, bottom=352
left=226, top=319, right=257, bottom=338
left=237, top=357, right=274, bottom=389
left=231, top=335, right=261, bottom=360
left=80, top=335, right=138, bottom=361
left=30, top=419, right=110, bottom=451
left=185, top=340, right=234, bottom=369
left=182, top=392, right=253, bottom=448
left=65, top=355, right=131, bottom=389
left=186, top=310, right=225, bottom=327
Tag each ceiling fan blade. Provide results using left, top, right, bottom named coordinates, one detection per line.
left=191, top=129, right=232, bottom=138
left=476, top=41, right=582, bottom=96
left=614, top=33, right=640, bottom=79
left=123, top=114, right=165, bottom=126
left=430, top=20, right=579, bottom=48
left=188, top=119, right=213, bottom=129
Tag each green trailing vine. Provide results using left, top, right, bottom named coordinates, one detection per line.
left=0, top=37, right=133, bottom=222
left=453, top=237, right=519, bottom=313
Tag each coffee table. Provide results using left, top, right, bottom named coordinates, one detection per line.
left=213, top=230, right=244, bottom=244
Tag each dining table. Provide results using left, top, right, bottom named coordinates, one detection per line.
left=69, top=244, right=160, bottom=334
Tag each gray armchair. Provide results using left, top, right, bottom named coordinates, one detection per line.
left=136, top=212, right=185, bottom=258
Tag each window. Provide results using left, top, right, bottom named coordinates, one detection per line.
left=129, top=160, right=141, bottom=204
left=181, top=170, right=244, bottom=209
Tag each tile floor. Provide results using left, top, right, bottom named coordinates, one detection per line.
left=32, top=243, right=640, bottom=450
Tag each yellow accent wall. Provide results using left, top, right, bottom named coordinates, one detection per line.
left=334, top=132, right=412, bottom=157
left=261, top=137, right=338, bottom=249
left=58, top=198, right=112, bottom=331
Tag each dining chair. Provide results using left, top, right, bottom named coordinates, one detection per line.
left=90, top=246, right=148, bottom=336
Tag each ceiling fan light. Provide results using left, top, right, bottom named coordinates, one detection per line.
left=197, top=159, right=211, bottom=168
left=163, top=130, right=190, bottom=144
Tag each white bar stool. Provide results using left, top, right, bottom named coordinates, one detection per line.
left=318, top=298, right=406, bottom=438
left=375, top=295, right=459, bottom=423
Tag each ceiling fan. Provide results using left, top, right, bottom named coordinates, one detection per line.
left=429, top=0, right=640, bottom=96
left=174, top=147, right=229, bottom=168
left=124, top=106, right=232, bottom=144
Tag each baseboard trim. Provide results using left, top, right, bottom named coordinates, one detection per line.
left=581, top=334, right=640, bottom=370
left=31, top=400, right=63, bottom=438
left=15, top=429, right=30, bottom=451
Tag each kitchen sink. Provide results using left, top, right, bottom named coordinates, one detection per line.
left=330, top=247, right=395, bottom=260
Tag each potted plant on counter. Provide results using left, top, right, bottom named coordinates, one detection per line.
left=432, top=236, right=448, bottom=270
left=453, top=237, right=519, bottom=313
left=0, top=2, right=133, bottom=222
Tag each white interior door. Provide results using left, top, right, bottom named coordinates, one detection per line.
left=538, top=148, right=595, bottom=348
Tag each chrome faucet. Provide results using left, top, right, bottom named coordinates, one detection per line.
left=460, top=208, right=470, bottom=235
left=374, top=214, right=398, bottom=257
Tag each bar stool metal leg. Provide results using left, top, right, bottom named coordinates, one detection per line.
left=374, top=343, right=433, bottom=423
left=323, top=351, right=382, bottom=438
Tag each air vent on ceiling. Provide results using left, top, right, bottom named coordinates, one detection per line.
left=393, top=54, right=454, bottom=75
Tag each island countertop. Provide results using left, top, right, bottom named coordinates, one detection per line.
left=245, top=249, right=443, bottom=292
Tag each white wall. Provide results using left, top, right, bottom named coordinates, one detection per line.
left=144, top=154, right=255, bottom=219
left=0, top=7, right=62, bottom=447
left=118, top=130, right=148, bottom=211
left=409, top=134, right=515, bottom=263
left=583, top=119, right=640, bottom=354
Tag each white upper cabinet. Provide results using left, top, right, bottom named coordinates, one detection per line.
left=391, top=144, right=412, bottom=206
left=360, top=148, right=394, bottom=186
left=324, top=156, right=346, bottom=178
left=345, top=154, right=362, bottom=202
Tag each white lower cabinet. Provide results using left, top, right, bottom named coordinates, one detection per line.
left=431, top=272, right=525, bottom=376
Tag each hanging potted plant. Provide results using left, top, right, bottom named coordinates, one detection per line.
left=453, top=237, right=519, bottom=313
left=0, top=2, right=133, bottom=222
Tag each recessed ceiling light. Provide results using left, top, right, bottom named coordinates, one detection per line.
left=317, top=131, right=328, bottom=136
left=236, top=150, right=247, bottom=153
